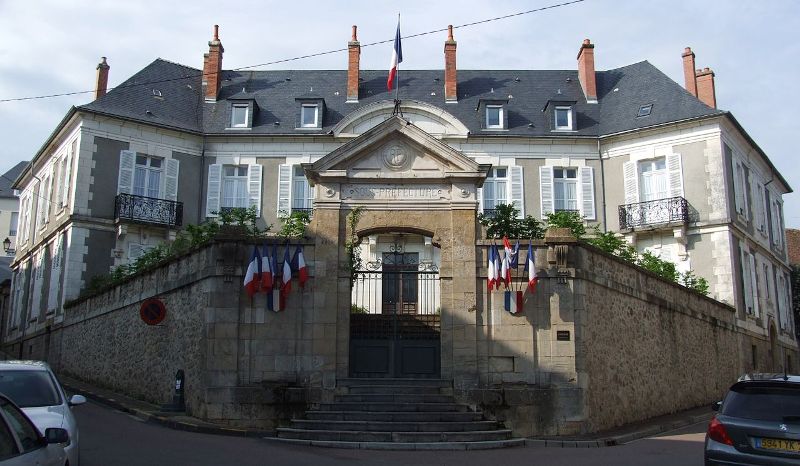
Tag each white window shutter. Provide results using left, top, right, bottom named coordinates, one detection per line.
left=477, top=187, right=483, bottom=213
left=510, top=166, right=524, bottom=218
left=277, top=164, right=292, bottom=216
left=62, top=149, right=72, bottom=208
left=164, top=158, right=180, bottom=201
left=247, top=164, right=263, bottom=216
left=741, top=249, right=753, bottom=314
left=579, top=166, right=595, bottom=220
left=46, top=237, right=62, bottom=313
left=118, top=150, right=135, bottom=195
left=666, top=154, right=684, bottom=198
left=206, top=164, right=222, bottom=217
left=539, top=166, right=554, bottom=218
left=623, top=161, right=639, bottom=204
left=749, top=253, right=759, bottom=318
left=755, top=182, right=765, bottom=232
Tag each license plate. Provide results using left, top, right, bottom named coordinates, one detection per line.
left=758, top=438, right=800, bottom=452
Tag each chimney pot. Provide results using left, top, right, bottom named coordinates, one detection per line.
left=444, top=25, right=457, bottom=102
left=695, top=67, right=717, bottom=108
left=347, top=25, right=361, bottom=102
left=577, top=38, right=597, bottom=103
left=94, top=56, right=110, bottom=100
left=213, top=24, right=219, bottom=41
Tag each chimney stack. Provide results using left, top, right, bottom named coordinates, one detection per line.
left=203, top=25, right=224, bottom=102
left=347, top=25, right=360, bottom=102
left=682, top=47, right=697, bottom=97
left=95, top=57, right=110, bottom=100
left=444, top=25, right=457, bottom=102
left=695, top=67, right=717, bottom=108
left=577, top=39, right=597, bottom=103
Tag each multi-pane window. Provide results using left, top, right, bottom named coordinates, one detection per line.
left=486, top=106, right=503, bottom=129
left=639, top=158, right=668, bottom=201
left=291, top=166, right=313, bottom=212
left=301, top=105, right=318, bottom=127
left=9, top=212, right=18, bottom=237
left=482, top=167, right=508, bottom=214
left=553, top=168, right=578, bottom=211
left=222, top=165, right=248, bottom=209
left=554, top=106, right=572, bottom=130
left=133, top=155, right=162, bottom=198
left=231, top=105, right=249, bottom=128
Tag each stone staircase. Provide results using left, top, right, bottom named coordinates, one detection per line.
left=274, top=378, right=524, bottom=450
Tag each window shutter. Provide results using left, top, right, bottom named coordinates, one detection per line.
left=623, top=161, right=639, bottom=204
left=277, top=164, right=292, bottom=216
left=206, top=164, right=222, bottom=217
left=539, top=166, right=554, bottom=218
left=741, top=248, right=753, bottom=314
left=579, top=166, right=595, bottom=220
left=777, top=275, right=786, bottom=329
left=62, top=149, right=72, bottom=208
left=510, top=165, right=524, bottom=218
left=30, top=253, right=43, bottom=320
left=666, top=154, right=684, bottom=198
left=749, top=253, right=759, bottom=318
left=247, top=164, right=263, bottom=216
left=477, top=187, right=483, bottom=213
left=46, top=237, right=62, bottom=313
left=164, top=158, right=180, bottom=201
left=118, top=150, right=135, bottom=194
left=755, top=182, right=765, bottom=233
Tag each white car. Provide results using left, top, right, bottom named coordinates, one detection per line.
left=0, top=392, right=68, bottom=465
left=0, top=362, right=85, bottom=466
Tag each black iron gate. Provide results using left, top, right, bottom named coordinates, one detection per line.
left=349, top=251, right=440, bottom=378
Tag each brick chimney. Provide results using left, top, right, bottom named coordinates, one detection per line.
left=444, top=25, right=457, bottom=102
left=347, top=25, right=360, bottom=102
left=696, top=67, right=717, bottom=108
left=577, top=39, right=597, bottom=103
left=202, top=25, right=224, bottom=102
left=682, top=47, right=697, bottom=97
left=94, top=57, right=110, bottom=100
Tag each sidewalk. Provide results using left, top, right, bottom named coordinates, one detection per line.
left=60, top=375, right=712, bottom=448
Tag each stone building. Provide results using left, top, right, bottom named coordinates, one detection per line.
left=3, top=24, right=796, bottom=436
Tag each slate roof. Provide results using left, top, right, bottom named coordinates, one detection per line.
left=78, top=58, right=723, bottom=138
left=0, top=162, right=28, bottom=198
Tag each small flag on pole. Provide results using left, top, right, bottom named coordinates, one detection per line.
left=244, top=246, right=261, bottom=298
left=282, top=245, right=292, bottom=296
left=504, top=290, right=524, bottom=314
left=487, top=244, right=500, bottom=290
left=523, top=242, right=538, bottom=293
left=293, top=245, right=308, bottom=289
left=261, top=243, right=273, bottom=290
left=387, top=18, right=403, bottom=91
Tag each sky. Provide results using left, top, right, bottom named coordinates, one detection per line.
left=1, top=0, right=798, bottom=225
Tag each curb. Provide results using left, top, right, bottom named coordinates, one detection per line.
left=63, top=382, right=271, bottom=439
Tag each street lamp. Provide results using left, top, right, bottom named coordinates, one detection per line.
left=3, top=238, right=14, bottom=255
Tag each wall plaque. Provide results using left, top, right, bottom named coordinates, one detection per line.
left=342, top=185, right=449, bottom=201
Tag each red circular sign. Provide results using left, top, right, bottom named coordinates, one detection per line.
left=140, top=298, right=166, bottom=325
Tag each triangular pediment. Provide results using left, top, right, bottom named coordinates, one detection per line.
left=306, top=116, right=487, bottom=184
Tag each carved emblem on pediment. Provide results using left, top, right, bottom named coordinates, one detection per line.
left=382, top=142, right=413, bottom=171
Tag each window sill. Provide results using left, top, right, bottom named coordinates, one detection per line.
left=481, top=128, right=508, bottom=132
left=551, top=129, right=577, bottom=133
left=294, top=127, right=323, bottom=131
left=225, top=127, right=252, bottom=131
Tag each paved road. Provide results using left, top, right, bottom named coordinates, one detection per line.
left=75, top=400, right=706, bottom=465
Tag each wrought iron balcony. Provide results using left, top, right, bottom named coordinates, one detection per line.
left=114, top=193, right=183, bottom=228
left=618, top=196, right=688, bottom=230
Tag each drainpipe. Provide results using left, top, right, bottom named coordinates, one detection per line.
left=597, top=139, right=608, bottom=232
left=199, top=136, right=206, bottom=223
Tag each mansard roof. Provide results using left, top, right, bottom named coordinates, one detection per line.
left=78, top=58, right=723, bottom=138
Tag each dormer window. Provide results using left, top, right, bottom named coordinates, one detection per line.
left=477, top=98, right=509, bottom=131
left=486, top=105, right=503, bottom=129
left=301, top=104, right=319, bottom=127
left=554, top=106, right=572, bottom=130
left=231, top=104, right=249, bottom=128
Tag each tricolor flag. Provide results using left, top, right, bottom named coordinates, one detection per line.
left=504, top=290, right=524, bottom=314
left=387, top=18, right=403, bottom=91
left=266, top=291, right=281, bottom=313
left=281, top=245, right=292, bottom=296
left=523, top=242, right=538, bottom=293
left=243, top=246, right=261, bottom=298
left=293, top=245, right=308, bottom=289
left=501, top=236, right=517, bottom=286
left=510, top=240, right=520, bottom=268
left=261, top=243, right=273, bottom=290
left=487, top=244, right=499, bottom=291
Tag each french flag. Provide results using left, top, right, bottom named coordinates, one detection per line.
left=523, top=243, right=538, bottom=293
left=243, top=246, right=261, bottom=298
left=261, top=243, right=273, bottom=290
left=281, top=245, right=292, bottom=296
left=293, top=245, right=308, bottom=289
left=387, top=19, right=402, bottom=91
left=501, top=236, right=517, bottom=286
left=504, top=290, right=524, bottom=314
left=487, top=244, right=498, bottom=291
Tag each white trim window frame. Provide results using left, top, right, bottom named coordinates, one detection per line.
left=291, top=165, right=314, bottom=212
left=222, top=165, right=249, bottom=209
left=133, top=155, right=163, bottom=199
left=231, top=104, right=249, bottom=128
left=553, top=167, right=578, bottom=212
left=481, top=167, right=509, bottom=214
left=554, top=106, right=573, bottom=130
left=301, top=104, right=319, bottom=128
left=639, top=157, right=668, bottom=202
left=485, top=105, right=503, bottom=129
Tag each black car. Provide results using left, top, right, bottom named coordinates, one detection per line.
left=705, top=374, right=800, bottom=465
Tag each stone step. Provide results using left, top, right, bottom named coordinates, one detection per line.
left=347, top=385, right=448, bottom=395
left=304, top=410, right=484, bottom=422
left=276, top=428, right=513, bottom=443
left=266, top=437, right=526, bottom=450
left=317, top=402, right=468, bottom=412
left=290, top=419, right=499, bottom=432
left=338, top=378, right=451, bottom=388
left=335, top=393, right=454, bottom=404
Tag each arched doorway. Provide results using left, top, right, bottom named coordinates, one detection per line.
left=349, top=233, right=441, bottom=378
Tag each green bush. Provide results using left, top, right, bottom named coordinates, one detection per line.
left=545, top=211, right=586, bottom=239
left=279, top=210, right=311, bottom=238
left=478, top=203, right=544, bottom=239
